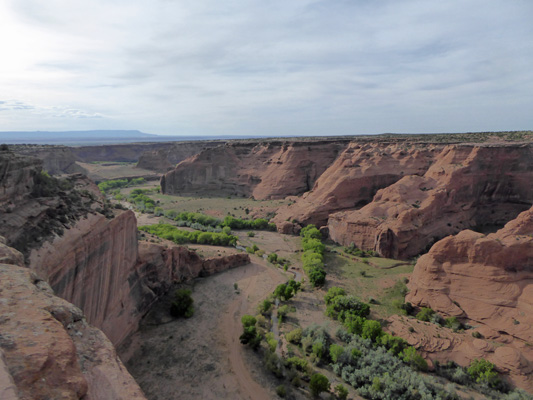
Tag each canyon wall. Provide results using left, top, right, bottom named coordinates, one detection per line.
left=327, top=144, right=533, bottom=259
left=161, top=139, right=351, bottom=199
left=405, top=206, right=533, bottom=390
left=272, top=141, right=440, bottom=230
left=11, top=145, right=86, bottom=175
left=0, top=242, right=147, bottom=400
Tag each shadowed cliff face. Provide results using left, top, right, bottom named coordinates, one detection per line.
left=161, top=140, right=349, bottom=199
left=405, top=206, right=533, bottom=391
left=327, top=144, right=533, bottom=259
left=0, top=244, right=147, bottom=400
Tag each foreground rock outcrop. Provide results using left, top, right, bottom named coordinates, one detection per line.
left=0, top=253, right=146, bottom=400
left=328, top=144, right=533, bottom=259
left=161, top=139, right=350, bottom=199
left=405, top=206, right=533, bottom=390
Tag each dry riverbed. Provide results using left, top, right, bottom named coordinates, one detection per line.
left=119, top=258, right=288, bottom=400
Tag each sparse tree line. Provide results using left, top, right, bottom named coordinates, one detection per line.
left=300, top=225, right=327, bottom=287
left=164, top=211, right=277, bottom=232
left=138, top=223, right=238, bottom=246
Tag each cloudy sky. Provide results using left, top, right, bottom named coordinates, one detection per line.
left=1, top=0, right=532, bottom=136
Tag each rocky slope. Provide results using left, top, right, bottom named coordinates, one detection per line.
left=405, top=206, right=533, bottom=390
left=328, top=144, right=533, bottom=259
left=161, top=139, right=350, bottom=199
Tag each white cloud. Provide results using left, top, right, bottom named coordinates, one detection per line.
left=0, top=0, right=532, bottom=135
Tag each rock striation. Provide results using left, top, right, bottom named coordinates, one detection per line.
left=161, top=140, right=350, bottom=199
left=405, top=206, right=533, bottom=390
left=0, top=259, right=147, bottom=400
left=328, top=144, right=533, bottom=259
left=272, top=141, right=440, bottom=230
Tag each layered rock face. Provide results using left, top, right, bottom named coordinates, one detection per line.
left=162, top=140, right=350, bottom=199
left=12, top=145, right=87, bottom=175
left=0, top=253, right=146, bottom=400
left=405, top=206, right=533, bottom=390
left=0, top=151, right=40, bottom=204
left=272, top=141, right=440, bottom=230
left=328, top=144, right=533, bottom=259
left=136, top=141, right=222, bottom=172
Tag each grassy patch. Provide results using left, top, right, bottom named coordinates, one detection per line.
left=324, top=248, right=413, bottom=319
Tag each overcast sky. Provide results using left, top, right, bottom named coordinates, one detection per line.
left=0, top=0, right=532, bottom=136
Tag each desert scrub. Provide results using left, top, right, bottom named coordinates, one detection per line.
left=170, top=289, right=194, bottom=318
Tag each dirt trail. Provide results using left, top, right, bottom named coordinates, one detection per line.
left=121, top=257, right=286, bottom=400
left=220, top=266, right=269, bottom=400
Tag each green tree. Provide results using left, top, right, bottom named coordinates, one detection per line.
left=309, top=373, right=330, bottom=397
left=329, top=344, right=344, bottom=363
left=467, top=359, right=499, bottom=386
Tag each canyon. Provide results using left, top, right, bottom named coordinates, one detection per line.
left=0, top=150, right=250, bottom=398
left=2, top=131, right=533, bottom=398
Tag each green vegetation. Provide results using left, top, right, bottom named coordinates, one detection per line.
left=139, top=223, right=238, bottom=246
left=273, top=280, right=301, bottom=301
left=467, top=359, right=499, bottom=387
left=170, top=289, right=194, bottom=318
left=239, top=314, right=261, bottom=350
left=300, top=225, right=326, bottom=286
left=98, top=177, right=145, bottom=193
left=309, top=373, right=330, bottom=397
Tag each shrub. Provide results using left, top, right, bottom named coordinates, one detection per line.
left=329, top=344, right=344, bottom=363
left=267, top=253, right=278, bottom=263
left=258, top=299, right=272, bottom=315
left=467, top=359, right=499, bottom=387
left=286, top=328, right=302, bottom=344
left=334, top=384, right=349, bottom=400
left=309, top=373, right=330, bottom=397
left=445, top=316, right=462, bottom=331
left=170, top=289, right=194, bottom=318
left=325, top=286, right=346, bottom=305
left=416, top=307, right=435, bottom=322
left=401, top=346, right=428, bottom=371
left=275, top=384, right=286, bottom=398
left=241, top=314, right=256, bottom=327
left=361, top=319, right=383, bottom=342
left=247, top=231, right=255, bottom=237
left=285, top=356, right=308, bottom=372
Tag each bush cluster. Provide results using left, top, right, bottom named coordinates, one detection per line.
left=166, top=212, right=276, bottom=232
left=300, top=225, right=327, bottom=287
left=170, top=289, right=194, bottom=318
left=98, top=177, right=145, bottom=193
left=344, top=243, right=378, bottom=257
left=139, top=223, right=237, bottom=246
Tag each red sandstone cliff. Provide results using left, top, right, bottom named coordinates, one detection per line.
left=161, top=140, right=350, bottom=199
left=328, top=144, right=533, bottom=259
left=0, top=244, right=146, bottom=400
left=272, top=141, right=439, bottom=230
left=404, top=206, right=533, bottom=390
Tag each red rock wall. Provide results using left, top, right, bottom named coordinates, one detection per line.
left=161, top=140, right=349, bottom=199
left=328, top=144, right=533, bottom=259
left=405, top=206, right=533, bottom=390
left=0, top=261, right=146, bottom=400
left=273, top=141, right=439, bottom=229
left=29, top=211, right=140, bottom=346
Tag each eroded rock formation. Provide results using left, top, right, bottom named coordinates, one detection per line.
left=162, top=139, right=350, bottom=199
left=328, top=144, right=533, bottom=259
left=405, top=206, right=533, bottom=390
left=272, top=141, right=440, bottom=229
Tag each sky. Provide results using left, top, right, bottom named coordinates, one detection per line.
left=0, top=0, right=532, bottom=137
